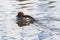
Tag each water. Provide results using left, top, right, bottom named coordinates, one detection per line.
left=0, top=0, right=60, bottom=40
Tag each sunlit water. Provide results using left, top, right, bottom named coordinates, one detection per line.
left=0, top=0, right=60, bottom=40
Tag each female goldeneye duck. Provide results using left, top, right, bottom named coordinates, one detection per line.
left=16, top=12, right=35, bottom=27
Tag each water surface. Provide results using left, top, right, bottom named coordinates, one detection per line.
left=0, top=0, right=60, bottom=40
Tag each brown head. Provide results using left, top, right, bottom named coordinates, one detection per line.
left=17, top=12, right=24, bottom=17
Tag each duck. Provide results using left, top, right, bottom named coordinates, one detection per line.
left=16, top=12, right=35, bottom=27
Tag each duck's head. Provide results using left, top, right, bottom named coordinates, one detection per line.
left=17, top=12, right=24, bottom=17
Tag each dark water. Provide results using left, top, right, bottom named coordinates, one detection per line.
left=0, top=0, right=60, bottom=40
